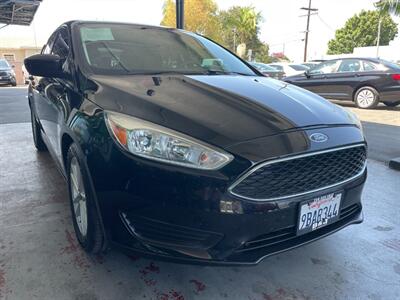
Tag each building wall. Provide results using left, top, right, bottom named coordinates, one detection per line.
left=0, top=47, right=41, bottom=85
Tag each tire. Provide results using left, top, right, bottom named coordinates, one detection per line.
left=11, top=81, right=17, bottom=87
left=383, top=101, right=400, bottom=107
left=67, top=143, right=105, bottom=254
left=30, top=108, right=47, bottom=151
left=354, top=86, right=379, bottom=109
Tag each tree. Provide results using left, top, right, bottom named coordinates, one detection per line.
left=218, top=6, right=270, bottom=62
left=375, top=0, right=400, bottom=16
left=160, top=0, right=221, bottom=42
left=327, top=10, right=398, bottom=55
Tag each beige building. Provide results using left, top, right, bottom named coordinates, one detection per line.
left=0, top=46, right=41, bottom=85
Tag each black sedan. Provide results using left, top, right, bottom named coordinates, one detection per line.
left=249, top=62, right=285, bottom=79
left=0, top=58, right=17, bottom=86
left=25, top=21, right=366, bottom=265
left=284, top=58, right=400, bottom=109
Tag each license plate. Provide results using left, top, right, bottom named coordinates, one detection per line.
left=297, top=192, right=342, bottom=235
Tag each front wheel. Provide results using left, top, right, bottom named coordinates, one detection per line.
left=67, top=143, right=105, bottom=254
left=383, top=101, right=400, bottom=107
left=354, top=86, right=379, bottom=109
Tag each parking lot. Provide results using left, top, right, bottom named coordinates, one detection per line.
left=0, top=87, right=399, bottom=300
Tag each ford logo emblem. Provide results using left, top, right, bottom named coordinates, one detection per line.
left=309, top=133, right=328, bottom=143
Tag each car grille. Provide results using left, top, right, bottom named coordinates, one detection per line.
left=235, top=203, right=361, bottom=253
left=230, top=145, right=367, bottom=200
left=0, top=71, right=8, bottom=76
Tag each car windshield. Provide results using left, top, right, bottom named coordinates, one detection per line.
left=77, top=23, right=256, bottom=76
left=251, top=62, right=277, bottom=72
left=290, top=64, right=308, bottom=71
left=0, top=59, right=10, bottom=69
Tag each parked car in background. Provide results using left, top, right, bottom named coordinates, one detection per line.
left=284, top=58, right=400, bottom=109
left=268, top=62, right=309, bottom=76
left=249, top=61, right=285, bottom=79
left=301, top=62, right=320, bottom=69
left=0, top=58, right=17, bottom=86
left=25, top=21, right=366, bottom=265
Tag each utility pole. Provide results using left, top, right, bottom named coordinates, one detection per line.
left=176, top=0, right=184, bottom=29
left=301, top=0, right=318, bottom=62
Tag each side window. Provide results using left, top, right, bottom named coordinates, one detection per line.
left=337, top=60, right=361, bottom=72
left=309, top=60, right=338, bottom=74
left=270, top=65, right=283, bottom=71
left=52, top=28, right=70, bottom=59
left=362, top=61, right=377, bottom=71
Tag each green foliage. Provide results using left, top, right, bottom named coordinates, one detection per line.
left=160, top=1, right=272, bottom=63
left=375, top=0, right=400, bottom=16
left=160, top=0, right=221, bottom=42
left=327, top=10, right=398, bottom=55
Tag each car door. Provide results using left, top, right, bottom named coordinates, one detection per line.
left=31, top=32, right=57, bottom=147
left=323, top=59, right=363, bottom=100
left=33, top=27, right=73, bottom=164
left=289, top=60, right=339, bottom=96
left=46, top=26, right=75, bottom=164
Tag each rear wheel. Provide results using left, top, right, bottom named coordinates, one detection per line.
left=67, top=143, right=105, bottom=254
left=354, top=86, right=379, bottom=109
left=30, top=108, right=47, bottom=151
left=383, top=101, right=400, bottom=107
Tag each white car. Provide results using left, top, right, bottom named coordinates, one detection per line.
left=267, top=63, right=309, bottom=77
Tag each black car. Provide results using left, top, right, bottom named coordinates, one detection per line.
left=25, top=21, right=366, bottom=265
left=249, top=62, right=285, bottom=79
left=284, top=58, right=400, bottom=109
left=0, top=58, right=17, bottom=86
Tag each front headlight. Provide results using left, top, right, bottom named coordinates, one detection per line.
left=105, top=111, right=233, bottom=170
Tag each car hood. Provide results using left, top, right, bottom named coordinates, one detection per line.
left=87, top=74, right=355, bottom=148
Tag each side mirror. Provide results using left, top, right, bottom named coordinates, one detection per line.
left=24, top=54, right=65, bottom=78
left=11, top=64, right=15, bottom=68
left=304, top=70, right=311, bottom=78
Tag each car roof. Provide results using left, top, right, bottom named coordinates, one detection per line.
left=65, top=20, right=175, bottom=31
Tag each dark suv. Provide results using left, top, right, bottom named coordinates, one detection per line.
left=0, top=59, right=17, bottom=86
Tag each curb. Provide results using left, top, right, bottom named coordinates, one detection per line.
left=389, top=157, right=400, bottom=171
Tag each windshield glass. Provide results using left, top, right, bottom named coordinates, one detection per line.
left=0, top=59, right=10, bottom=69
left=77, top=23, right=256, bottom=76
left=290, top=64, right=308, bottom=71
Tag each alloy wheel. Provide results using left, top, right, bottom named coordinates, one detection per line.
left=70, top=157, right=88, bottom=237
left=356, top=90, right=375, bottom=108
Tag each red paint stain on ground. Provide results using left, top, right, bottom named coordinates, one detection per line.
left=60, top=230, right=91, bottom=271
left=0, top=268, right=6, bottom=298
left=140, top=262, right=160, bottom=276
left=156, top=290, right=184, bottom=300
left=262, top=293, right=273, bottom=300
left=60, top=229, right=78, bottom=254
left=189, top=279, right=206, bottom=294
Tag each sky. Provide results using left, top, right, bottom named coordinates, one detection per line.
left=0, top=0, right=399, bottom=62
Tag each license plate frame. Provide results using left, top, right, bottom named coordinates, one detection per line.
left=296, top=192, right=342, bottom=236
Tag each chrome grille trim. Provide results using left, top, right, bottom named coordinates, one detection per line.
left=228, top=144, right=367, bottom=202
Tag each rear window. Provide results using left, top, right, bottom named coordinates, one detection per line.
left=380, top=59, right=400, bottom=71
left=290, top=64, right=308, bottom=71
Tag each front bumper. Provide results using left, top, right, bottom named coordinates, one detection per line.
left=85, top=121, right=367, bottom=264
left=105, top=172, right=365, bottom=265
left=0, top=75, right=16, bottom=85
